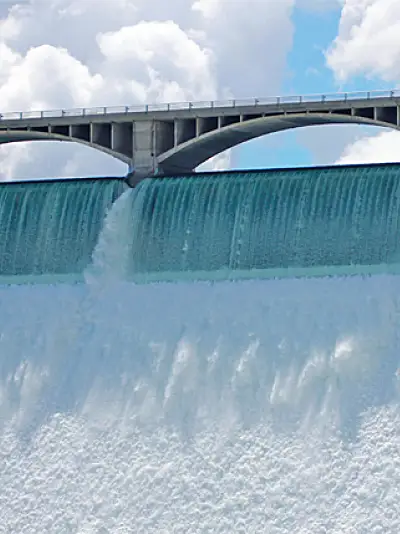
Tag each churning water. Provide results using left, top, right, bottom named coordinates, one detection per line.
left=1, top=165, right=400, bottom=533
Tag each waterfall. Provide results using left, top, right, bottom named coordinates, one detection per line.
left=122, top=164, right=400, bottom=282
left=0, top=178, right=125, bottom=284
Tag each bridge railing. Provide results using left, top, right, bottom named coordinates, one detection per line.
left=1, top=89, right=399, bottom=121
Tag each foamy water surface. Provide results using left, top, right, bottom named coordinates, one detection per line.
left=1, top=276, right=400, bottom=533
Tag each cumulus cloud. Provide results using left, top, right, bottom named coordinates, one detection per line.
left=324, top=0, right=400, bottom=164
left=0, top=0, right=297, bottom=180
left=0, top=45, right=103, bottom=112
left=97, top=20, right=216, bottom=103
left=193, top=0, right=295, bottom=98
left=326, top=0, right=400, bottom=82
left=336, top=130, right=400, bottom=164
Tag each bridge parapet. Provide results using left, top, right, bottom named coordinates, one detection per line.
left=1, top=89, right=399, bottom=122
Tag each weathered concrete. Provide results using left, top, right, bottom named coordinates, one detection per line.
left=1, top=91, right=400, bottom=181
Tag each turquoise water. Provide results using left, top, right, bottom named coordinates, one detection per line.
left=0, top=178, right=125, bottom=281
left=3, top=164, right=400, bottom=283
left=125, top=165, right=400, bottom=280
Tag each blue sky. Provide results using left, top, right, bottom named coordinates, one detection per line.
left=233, top=4, right=341, bottom=170
left=234, top=2, right=399, bottom=172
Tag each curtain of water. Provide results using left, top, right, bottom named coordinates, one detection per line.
left=122, top=165, right=400, bottom=281
left=0, top=178, right=125, bottom=282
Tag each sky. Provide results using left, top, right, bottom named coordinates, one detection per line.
left=1, top=0, right=400, bottom=180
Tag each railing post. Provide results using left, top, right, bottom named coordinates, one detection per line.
left=19, top=112, right=23, bottom=119
left=125, top=106, right=128, bottom=113
left=82, top=108, right=86, bottom=116
left=391, top=90, right=394, bottom=98
left=103, top=107, right=107, bottom=114
left=189, top=102, right=193, bottom=110
left=145, top=104, right=149, bottom=112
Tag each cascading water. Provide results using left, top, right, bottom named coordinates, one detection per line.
left=106, top=163, right=400, bottom=282
left=0, top=178, right=125, bottom=284
left=1, top=165, right=400, bottom=533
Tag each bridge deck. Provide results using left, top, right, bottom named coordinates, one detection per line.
left=0, top=89, right=399, bottom=128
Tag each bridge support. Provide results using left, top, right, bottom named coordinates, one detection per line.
left=131, top=121, right=156, bottom=180
left=127, top=120, right=195, bottom=186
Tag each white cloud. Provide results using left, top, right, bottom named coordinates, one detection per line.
left=336, top=130, right=400, bottom=164
left=0, top=42, right=20, bottom=85
left=97, top=21, right=217, bottom=103
left=296, top=124, right=380, bottom=165
left=198, top=150, right=231, bottom=172
left=0, top=0, right=297, bottom=180
left=326, top=0, right=400, bottom=82
left=0, top=45, right=104, bottom=112
left=0, top=141, right=127, bottom=182
left=0, top=142, right=32, bottom=180
left=193, top=0, right=295, bottom=98
left=323, top=0, right=400, bottom=166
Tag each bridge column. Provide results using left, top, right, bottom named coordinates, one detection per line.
left=130, top=121, right=156, bottom=181
left=128, top=120, right=175, bottom=186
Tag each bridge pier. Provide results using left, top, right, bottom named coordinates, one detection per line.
left=127, top=118, right=195, bottom=186
left=126, top=163, right=195, bottom=187
left=126, top=170, right=145, bottom=188
left=128, top=120, right=193, bottom=185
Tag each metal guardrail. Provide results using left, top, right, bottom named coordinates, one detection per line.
left=0, top=89, right=399, bottom=122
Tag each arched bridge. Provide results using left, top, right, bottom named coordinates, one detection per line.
left=1, top=89, right=400, bottom=184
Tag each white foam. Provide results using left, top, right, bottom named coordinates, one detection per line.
left=1, top=276, right=400, bottom=532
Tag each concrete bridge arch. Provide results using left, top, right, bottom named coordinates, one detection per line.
left=157, top=112, right=400, bottom=174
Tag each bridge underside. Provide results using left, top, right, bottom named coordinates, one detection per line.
left=1, top=111, right=399, bottom=180
left=157, top=113, right=400, bottom=173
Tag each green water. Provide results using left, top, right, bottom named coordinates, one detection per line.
left=0, top=178, right=125, bottom=279
left=123, top=164, right=400, bottom=280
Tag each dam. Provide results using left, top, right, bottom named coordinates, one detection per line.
left=2, top=162, right=400, bottom=283
left=1, top=161, right=400, bottom=532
